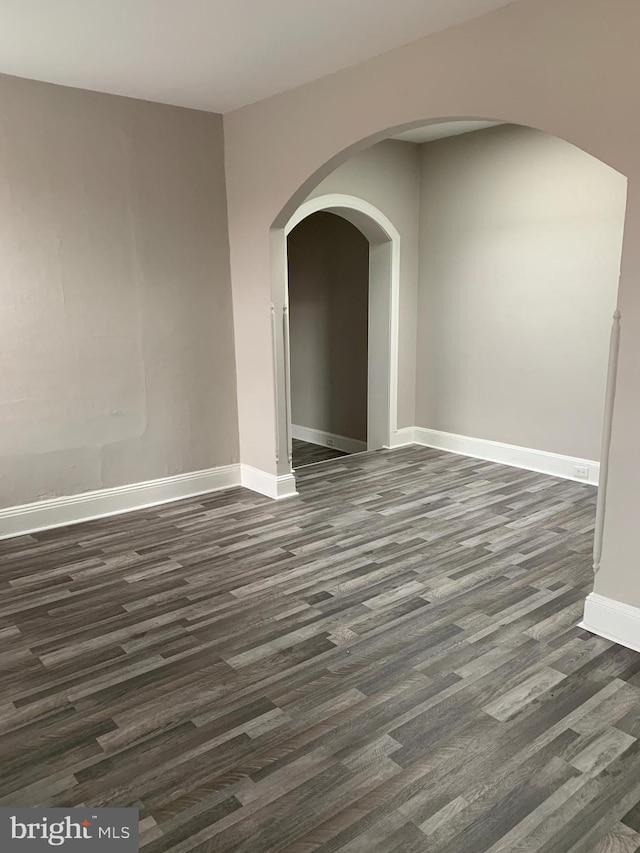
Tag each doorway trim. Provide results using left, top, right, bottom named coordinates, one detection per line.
left=284, top=193, right=401, bottom=465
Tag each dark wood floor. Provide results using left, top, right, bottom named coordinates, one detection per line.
left=1, top=446, right=640, bottom=852
left=292, top=438, right=349, bottom=468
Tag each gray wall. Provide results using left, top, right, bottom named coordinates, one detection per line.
left=288, top=212, right=369, bottom=441
left=416, top=124, right=627, bottom=461
left=0, top=74, right=239, bottom=509
left=221, top=0, right=640, bottom=613
left=308, top=140, right=421, bottom=429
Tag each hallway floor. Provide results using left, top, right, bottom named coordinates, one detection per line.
left=1, top=447, right=640, bottom=852
left=292, top=437, right=349, bottom=467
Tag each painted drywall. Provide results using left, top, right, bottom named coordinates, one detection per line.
left=0, top=73, right=238, bottom=509
left=288, top=211, right=369, bottom=442
left=223, top=0, right=640, bottom=611
left=306, top=140, right=421, bottom=428
left=416, top=124, right=627, bottom=461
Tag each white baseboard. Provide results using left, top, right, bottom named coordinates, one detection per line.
left=0, top=465, right=242, bottom=541
left=385, top=427, right=416, bottom=449
left=580, top=592, right=640, bottom=654
left=292, top=424, right=367, bottom=455
left=413, top=427, right=600, bottom=486
left=240, top=465, right=298, bottom=500
left=0, top=461, right=301, bottom=540
left=0, top=427, right=598, bottom=541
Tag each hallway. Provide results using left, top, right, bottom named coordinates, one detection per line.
left=292, top=438, right=349, bottom=467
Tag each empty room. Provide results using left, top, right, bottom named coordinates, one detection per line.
left=1, top=1, right=640, bottom=852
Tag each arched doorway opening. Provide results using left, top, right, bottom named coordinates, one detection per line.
left=268, top=118, right=628, bottom=591
left=282, top=194, right=401, bottom=470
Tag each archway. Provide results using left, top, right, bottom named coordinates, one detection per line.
left=282, top=194, right=401, bottom=471
left=268, top=119, right=626, bottom=592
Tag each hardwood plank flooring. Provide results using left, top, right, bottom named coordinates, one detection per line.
left=292, top=438, right=349, bottom=467
left=1, top=446, right=639, bottom=852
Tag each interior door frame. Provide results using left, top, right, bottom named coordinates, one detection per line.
left=283, top=193, right=401, bottom=462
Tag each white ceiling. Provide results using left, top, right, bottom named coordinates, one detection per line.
left=393, top=119, right=504, bottom=144
left=0, top=0, right=520, bottom=113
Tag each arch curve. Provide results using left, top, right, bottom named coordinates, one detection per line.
left=285, top=192, right=400, bottom=244
left=271, top=115, right=626, bottom=230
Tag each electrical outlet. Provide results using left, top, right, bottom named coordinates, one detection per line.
left=574, top=465, right=590, bottom=480
left=326, top=437, right=335, bottom=447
